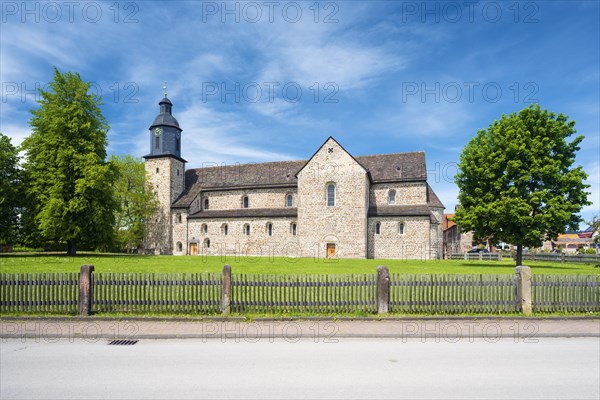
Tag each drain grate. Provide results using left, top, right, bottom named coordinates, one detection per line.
left=108, top=339, right=138, bottom=346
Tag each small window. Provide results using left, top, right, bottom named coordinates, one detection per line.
left=156, top=167, right=159, bottom=174
left=286, top=194, right=293, bottom=207
left=177, top=213, right=182, bottom=223
left=176, top=242, right=182, bottom=252
left=243, top=224, right=251, bottom=235
left=204, top=198, right=209, bottom=210
left=196, top=199, right=199, bottom=208
left=388, top=190, right=396, bottom=205
left=222, top=223, right=228, bottom=236
left=155, top=136, right=160, bottom=149
left=204, top=238, right=210, bottom=249
left=176, top=138, right=180, bottom=152
left=399, top=223, right=405, bottom=235
left=375, top=222, right=381, bottom=235
left=176, top=169, right=180, bottom=176
left=267, top=223, right=273, bottom=236
left=327, top=184, right=336, bottom=207
left=201, top=224, right=208, bottom=234
left=291, top=223, right=297, bottom=236
left=242, top=196, right=249, bottom=208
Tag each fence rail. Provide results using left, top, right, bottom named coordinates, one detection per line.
left=449, top=252, right=600, bottom=264
left=449, top=253, right=501, bottom=261
left=390, top=274, right=517, bottom=313
left=0, top=273, right=79, bottom=313
left=1, top=267, right=599, bottom=315
left=533, top=274, right=600, bottom=312
left=92, top=273, right=222, bottom=313
left=231, top=274, right=377, bottom=313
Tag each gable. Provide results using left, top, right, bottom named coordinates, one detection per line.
left=296, top=136, right=368, bottom=179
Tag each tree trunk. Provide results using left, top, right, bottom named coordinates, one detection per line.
left=67, top=241, right=77, bottom=256
left=516, top=244, right=523, bottom=266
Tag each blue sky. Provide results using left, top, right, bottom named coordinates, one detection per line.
left=1, top=0, right=599, bottom=225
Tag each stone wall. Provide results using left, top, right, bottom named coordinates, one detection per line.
left=182, top=218, right=300, bottom=257
left=370, top=182, right=427, bottom=206
left=367, top=216, right=433, bottom=259
left=143, top=157, right=185, bottom=254
left=297, top=138, right=369, bottom=259
left=196, top=187, right=297, bottom=212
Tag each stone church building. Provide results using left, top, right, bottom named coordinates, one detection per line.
left=143, top=95, right=445, bottom=259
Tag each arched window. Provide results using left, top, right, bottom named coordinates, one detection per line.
left=399, top=222, right=405, bottom=235
left=176, top=242, right=182, bottom=252
left=204, top=198, right=209, bottom=210
left=286, top=194, right=293, bottom=207
left=201, top=224, right=208, bottom=234
left=388, top=190, right=396, bottom=205
left=327, top=183, right=336, bottom=207
left=221, top=223, right=228, bottom=235
left=267, top=222, right=273, bottom=236
left=242, top=195, right=249, bottom=208
left=243, top=224, right=251, bottom=235
left=155, top=136, right=160, bottom=149
left=204, top=238, right=210, bottom=249
left=291, top=222, right=297, bottom=236
left=375, top=222, right=381, bottom=235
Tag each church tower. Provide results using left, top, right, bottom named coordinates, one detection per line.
left=143, top=87, right=186, bottom=254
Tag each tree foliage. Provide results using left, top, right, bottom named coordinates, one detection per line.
left=21, top=68, right=116, bottom=255
left=0, top=133, right=23, bottom=244
left=110, top=155, right=158, bottom=253
left=454, top=104, right=590, bottom=265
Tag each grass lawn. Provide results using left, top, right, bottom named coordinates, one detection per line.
left=1, top=253, right=598, bottom=275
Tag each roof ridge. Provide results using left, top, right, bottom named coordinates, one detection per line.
left=186, top=159, right=306, bottom=172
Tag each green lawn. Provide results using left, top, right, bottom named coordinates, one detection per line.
left=1, top=253, right=598, bottom=275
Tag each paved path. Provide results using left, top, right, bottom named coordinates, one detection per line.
left=1, top=317, right=598, bottom=341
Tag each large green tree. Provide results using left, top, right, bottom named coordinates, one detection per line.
left=110, top=155, right=157, bottom=253
left=21, top=68, right=116, bottom=256
left=454, top=104, right=590, bottom=266
left=0, top=133, right=23, bottom=244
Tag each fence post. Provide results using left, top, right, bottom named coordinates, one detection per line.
left=222, top=264, right=231, bottom=314
left=376, top=265, right=390, bottom=314
left=515, top=266, right=532, bottom=315
left=561, top=253, right=565, bottom=263
left=464, top=252, right=467, bottom=261
left=79, top=264, right=94, bottom=316
left=498, top=252, right=503, bottom=261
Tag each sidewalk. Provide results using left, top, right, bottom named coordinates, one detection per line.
left=1, top=317, right=598, bottom=341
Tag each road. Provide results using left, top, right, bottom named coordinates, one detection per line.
left=1, top=337, right=599, bottom=399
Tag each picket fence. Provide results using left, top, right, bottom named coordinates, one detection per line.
left=1, top=270, right=598, bottom=314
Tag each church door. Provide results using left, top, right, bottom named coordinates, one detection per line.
left=326, top=243, right=336, bottom=258
left=189, top=243, right=198, bottom=256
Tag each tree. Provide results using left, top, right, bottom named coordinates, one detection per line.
left=454, top=104, right=590, bottom=266
left=0, top=133, right=23, bottom=244
left=110, top=155, right=158, bottom=253
left=21, top=68, right=116, bottom=256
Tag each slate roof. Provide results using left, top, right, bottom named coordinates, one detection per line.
left=172, top=151, right=429, bottom=208
left=189, top=207, right=298, bottom=219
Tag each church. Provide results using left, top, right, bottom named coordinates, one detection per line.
left=143, top=95, right=445, bottom=259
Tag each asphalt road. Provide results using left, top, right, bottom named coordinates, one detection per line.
left=1, top=338, right=599, bottom=399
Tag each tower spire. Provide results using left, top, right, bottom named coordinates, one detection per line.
left=163, top=82, right=168, bottom=98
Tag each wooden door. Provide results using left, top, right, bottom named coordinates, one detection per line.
left=189, top=243, right=198, bottom=256
left=326, top=243, right=336, bottom=258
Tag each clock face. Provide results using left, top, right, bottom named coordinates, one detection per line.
left=175, top=131, right=181, bottom=139
left=154, top=127, right=162, bottom=137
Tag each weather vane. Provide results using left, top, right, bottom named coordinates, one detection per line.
left=163, top=82, right=167, bottom=98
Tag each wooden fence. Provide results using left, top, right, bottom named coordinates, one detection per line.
left=532, top=274, right=600, bottom=312
left=1, top=267, right=598, bottom=315
left=231, top=273, right=377, bottom=313
left=92, top=273, right=222, bottom=313
left=0, top=273, right=79, bottom=313
left=449, top=253, right=501, bottom=261
left=449, top=252, right=600, bottom=264
left=390, top=274, right=517, bottom=313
